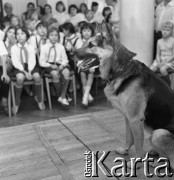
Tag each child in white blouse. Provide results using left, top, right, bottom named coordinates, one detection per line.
left=150, top=21, right=174, bottom=76
left=11, top=27, right=45, bottom=114
left=79, top=23, right=97, bottom=107
left=39, top=28, right=70, bottom=106
left=53, top=1, right=70, bottom=26
left=68, top=4, right=85, bottom=29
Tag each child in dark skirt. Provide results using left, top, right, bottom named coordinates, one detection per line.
left=10, top=27, right=45, bottom=114
left=78, top=23, right=98, bottom=107
left=39, top=27, right=70, bottom=106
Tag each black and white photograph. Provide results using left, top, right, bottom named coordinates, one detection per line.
left=0, top=0, right=174, bottom=179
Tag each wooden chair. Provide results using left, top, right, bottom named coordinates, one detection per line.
left=94, top=74, right=101, bottom=96
left=10, top=77, right=44, bottom=115
left=7, top=89, right=11, bottom=118
left=44, top=71, right=77, bottom=109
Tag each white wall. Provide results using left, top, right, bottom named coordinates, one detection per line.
left=120, top=0, right=154, bottom=66
left=68, top=0, right=85, bottom=8
left=38, top=0, right=47, bottom=7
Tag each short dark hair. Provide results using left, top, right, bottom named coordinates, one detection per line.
left=47, top=18, right=58, bottom=27
left=79, top=3, right=88, bottom=12
left=56, top=1, right=66, bottom=12
left=15, top=27, right=30, bottom=40
left=44, top=4, right=52, bottom=13
left=61, top=22, right=75, bottom=34
left=91, top=2, right=98, bottom=7
left=80, top=23, right=95, bottom=37
left=102, top=6, right=111, bottom=17
left=3, top=26, right=16, bottom=41
left=36, top=21, right=47, bottom=30
left=47, top=27, right=60, bottom=38
left=68, top=4, right=78, bottom=14
left=106, top=12, right=112, bottom=23
left=27, top=2, right=35, bottom=8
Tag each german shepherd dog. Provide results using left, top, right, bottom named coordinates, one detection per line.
left=74, top=21, right=174, bottom=169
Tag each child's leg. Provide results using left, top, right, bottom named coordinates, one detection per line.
left=80, top=72, right=87, bottom=95
left=50, top=70, right=60, bottom=96
left=160, top=65, right=169, bottom=76
left=32, top=72, right=45, bottom=110
left=82, top=72, right=94, bottom=106
left=150, top=61, right=158, bottom=72
left=0, top=81, right=9, bottom=107
left=14, top=73, right=25, bottom=113
left=61, top=68, right=70, bottom=99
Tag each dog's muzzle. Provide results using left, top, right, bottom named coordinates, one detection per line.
left=77, top=54, right=100, bottom=72
left=73, top=51, right=100, bottom=72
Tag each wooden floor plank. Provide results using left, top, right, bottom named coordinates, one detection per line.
left=0, top=167, right=60, bottom=180
left=0, top=110, right=166, bottom=180
left=34, top=125, right=75, bottom=180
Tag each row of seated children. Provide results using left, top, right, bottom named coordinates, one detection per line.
left=0, top=21, right=98, bottom=115
left=2, top=1, right=112, bottom=37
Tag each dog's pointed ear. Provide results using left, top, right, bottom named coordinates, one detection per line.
left=101, top=20, right=109, bottom=34
left=101, top=20, right=113, bottom=42
left=91, top=22, right=101, bottom=35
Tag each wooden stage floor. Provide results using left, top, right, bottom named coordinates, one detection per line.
left=0, top=109, right=173, bottom=180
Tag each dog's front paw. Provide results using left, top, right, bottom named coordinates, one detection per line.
left=115, top=147, right=129, bottom=155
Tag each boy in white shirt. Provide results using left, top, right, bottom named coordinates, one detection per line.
left=39, top=28, right=70, bottom=106
left=29, top=22, right=48, bottom=58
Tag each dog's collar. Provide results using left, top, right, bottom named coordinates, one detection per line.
left=105, top=68, right=124, bottom=84
left=105, top=59, right=136, bottom=85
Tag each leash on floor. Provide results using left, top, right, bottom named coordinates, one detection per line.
left=57, top=118, right=120, bottom=180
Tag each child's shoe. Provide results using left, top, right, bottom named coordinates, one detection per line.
left=67, top=94, right=72, bottom=102
left=12, top=105, right=19, bottom=115
left=88, top=94, right=94, bottom=103
left=82, top=97, right=88, bottom=108
left=58, top=97, right=69, bottom=106
left=38, top=102, right=45, bottom=111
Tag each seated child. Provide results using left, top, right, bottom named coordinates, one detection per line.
left=150, top=21, right=174, bottom=76
left=11, top=27, right=45, bottom=114
left=26, top=18, right=37, bottom=36
left=0, top=40, right=10, bottom=114
left=78, top=23, right=97, bottom=107
left=39, top=27, right=70, bottom=106
left=85, top=10, right=95, bottom=23
left=61, top=22, right=83, bottom=70
left=3, top=26, right=16, bottom=71
left=29, top=22, right=48, bottom=57
left=61, top=22, right=83, bottom=92
left=10, top=15, right=20, bottom=29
